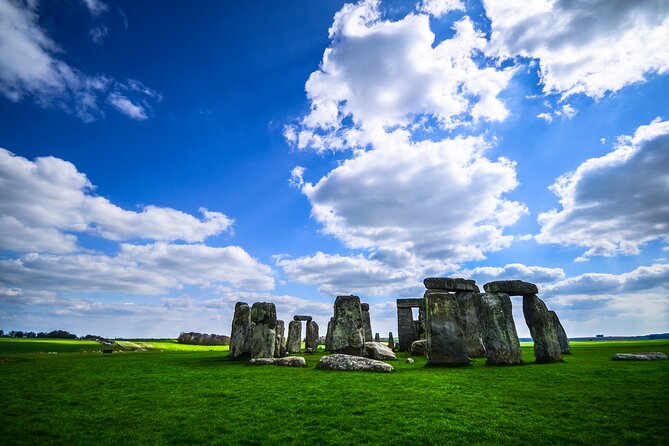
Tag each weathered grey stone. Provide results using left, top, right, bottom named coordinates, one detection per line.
left=523, top=294, right=562, bottom=363
left=396, top=298, right=424, bottom=308
left=332, top=295, right=365, bottom=356
left=249, top=356, right=307, bottom=367
left=424, top=290, right=469, bottom=365
left=293, top=315, right=312, bottom=322
left=483, top=280, right=538, bottom=296
left=306, top=320, right=319, bottom=353
left=364, top=342, right=397, bottom=360
left=274, top=320, right=286, bottom=358
left=612, top=352, right=667, bottom=361
left=410, top=339, right=426, bottom=356
left=316, top=354, right=394, bottom=372
left=477, top=293, right=522, bottom=365
left=549, top=310, right=570, bottom=355
left=388, top=332, right=395, bottom=350
left=455, top=292, right=486, bottom=357
left=250, top=302, right=277, bottom=359
left=325, top=318, right=334, bottom=351
left=424, top=277, right=478, bottom=292
left=286, top=320, right=301, bottom=354
left=405, top=358, right=415, bottom=364
left=374, top=333, right=380, bottom=343
left=361, top=303, right=373, bottom=342
left=230, top=302, right=253, bottom=359
left=397, top=306, right=418, bottom=351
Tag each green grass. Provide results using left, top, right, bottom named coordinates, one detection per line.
left=1, top=340, right=667, bottom=445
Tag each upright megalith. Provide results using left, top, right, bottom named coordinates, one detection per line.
left=361, top=303, right=373, bottom=342
left=274, top=320, right=286, bottom=358
left=332, top=295, right=365, bottom=356
left=286, top=320, right=301, bottom=354
left=455, top=292, right=486, bottom=357
left=325, top=318, right=334, bottom=351
left=523, top=294, right=562, bottom=363
left=388, top=332, right=395, bottom=350
left=550, top=311, right=570, bottom=354
left=374, top=333, right=380, bottom=343
left=477, top=293, right=522, bottom=365
left=230, top=302, right=253, bottom=359
left=424, top=290, right=469, bottom=365
left=396, top=298, right=424, bottom=351
left=306, top=320, right=319, bottom=353
left=250, top=302, right=277, bottom=359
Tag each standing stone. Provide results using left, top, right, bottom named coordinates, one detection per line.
left=397, top=306, right=416, bottom=351
left=250, top=302, right=277, bottom=359
left=306, top=320, right=319, bottom=353
left=388, top=332, right=395, bottom=350
left=424, top=290, right=469, bottom=365
left=361, top=303, right=373, bottom=342
left=455, top=292, right=486, bottom=357
left=549, top=310, right=570, bottom=355
left=374, top=333, right=380, bottom=343
left=332, top=295, right=365, bottom=356
left=274, top=320, right=286, bottom=358
left=230, top=302, right=253, bottom=359
left=477, top=293, right=522, bottom=365
left=325, top=317, right=335, bottom=351
left=286, top=320, right=301, bottom=354
left=523, top=295, right=562, bottom=363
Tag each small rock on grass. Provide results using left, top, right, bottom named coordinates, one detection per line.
left=405, top=358, right=415, bottom=364
left=316, top=354, right=394, bottom=372
left=612, top=352, right=667, bottom=361
left=249, top=356, right=307, bottom=367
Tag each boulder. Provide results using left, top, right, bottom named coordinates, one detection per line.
left=316, top=354, right=394, bottom=373
left=405, top=358, right=415, bottom=364
left=483, top=280, right=538, bottom=296
left=249, top=357, right=308, bottom=367
left=361, top=303, right=373, bottom=342
left=332, top=295, right=365, bottom=356
left=455, top=292, right=486, bottom=357
left=306, top=320, right=319, bottom=353
left=424, top=290, right=469, bottom=365
left=477, top=293, right=522, bottom=365
left=229, top=302, right=254, bottom=359
left=612, top=352, right=667, bottom=361
left=250, top=302, right=277, bottom=359
left=364, top=342, right=397, bottom=360
left=410, top=339, right=426, bottom=356
left=286, top=320, right=301, bottom=354
left=424, top=277, right=478, bottom=292
left=549, top=310, right=570, bottom=354
left=274, top=320, right=286, bottom=358
left=523, top=294, right=562, bottom=363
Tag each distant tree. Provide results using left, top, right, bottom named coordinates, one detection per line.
left=0, top=330, right=4, bottom=337
left=14, top=331, right=24, bottom=338
left=46, top=330, right=76, bottom=339
left=37, top=332, right=46, bottom=338
left=26, top=332, right=36, bottom=338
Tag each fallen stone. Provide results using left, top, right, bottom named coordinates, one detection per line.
left=483, top=280, right=538, bottom=296
left=286, top=320, right=301, bottom=354
left=332, top=295, right=365, bottom=356
left=405, top=358, right=415, bottom=364
left=523, top=294, right=562, bottom=363
left=455, top=292, right=486, bottom=357
left=424, top=290, right=469, bottom=365
left=549, top=310, right=570, bottom=354
left=410, top=339, right=426, bottom=356
left=364, top=342, right=397, bottom=360
left=249, top=356, right=307, bottom=367
left=424, top=277, right=478, bottom=292
left=229, top=302, right=254, bottom=359
left=250, top=302, right=277, bottom=359
left=477, top=293, right=522, bottom=366
left=612, top=352, right=667, bottom=361
left=316, top=354, right=394, bottom=372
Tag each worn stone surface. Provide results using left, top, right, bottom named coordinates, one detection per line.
left=374, top=333, right=380, bottom=343
left=388, top=332, right=395, bottom=350
left=306, top=320, right=319, bottom=353
left=250, top=302, right=277, bottom=359
left=332, top=295, right=365, bottom=356
left=361, top=303, right=373, bottom=342
left=424, top=277, right=478, bottom=292
left=249, top=356, right=308, bottom=367
left=405, top=358, right=415, bottom=364
left=549, top=310, right=570, bottom=354
left=477, top=293, right=522, bottom=365
left=424, top=290, right=469, bottom=365
left=410, top=339, right=426, bottom=356
left=364, top=342, right=397, bottom=360
left=229, top=302, right=253, bottom=359
left=325, top=318, right=334, bottom=351
left=612, top=352, right=667, bottom=361
left=286, top=320, right=301, bottom=354
left=483, top=280, right=538, bottom=296
left=455, top=292, right=486, bottom=357
left=397, top=306, right=418, bottom=351
left=396, top=298, right=425, bottom=308
left=316, top=354, right=394, bottom=373
left=274, top=320, right=286, bottom=358
left=293, top=315, right=312, bottom=322
left=523, top=294, right=562, bottom=363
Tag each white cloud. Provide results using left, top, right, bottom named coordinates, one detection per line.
left=107, top=93, right=148, bottom=120
left=418, top=0, right=464, bottom=18
left=0, top=148, right=233, bottom=252
left=461, top=263, right=566, bottom=286
left=536, top=118, right=669, bottom=258
left=0, top=0, right=159, bottom=120
left=485, top=0, right=669, bottom=98
left=82, top=0, right=108, bottom=16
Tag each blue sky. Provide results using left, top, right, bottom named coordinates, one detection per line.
left=1, top=0, right=668, bottom=338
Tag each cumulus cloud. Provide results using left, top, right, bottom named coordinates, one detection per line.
left=536, top=118, right=669, bottom=258
left=461, top=263, right=566, bottom=286
left=485, top=0, right=669, bottom=98
left=418, top=0, right=464, bottom=18
left=0, top=148, right=233, bottom=252
left=0, top=0, right=159, bottom=120
left=544, top=264, right=669, bottom=296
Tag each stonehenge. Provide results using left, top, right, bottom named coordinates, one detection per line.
left=331, top=295, right=366, bottom=356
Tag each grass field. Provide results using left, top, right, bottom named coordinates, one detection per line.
left=1, top=339, right=667, bottom=445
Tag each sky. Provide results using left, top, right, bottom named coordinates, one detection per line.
left=0, top=0, right=668, bottom=339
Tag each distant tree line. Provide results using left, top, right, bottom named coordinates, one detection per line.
left=177, top=332, right=230, bottom=345
left=0, top=329, right=77, bottom=339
